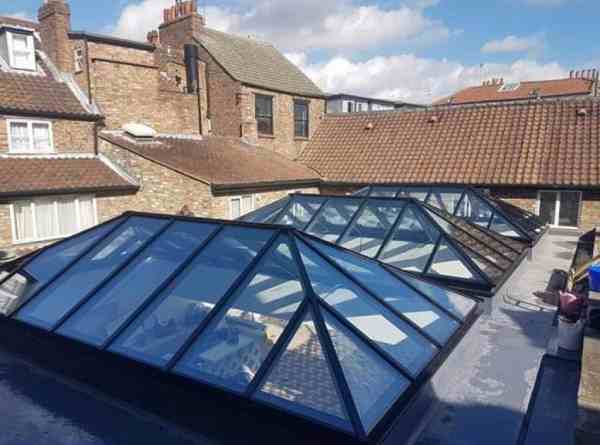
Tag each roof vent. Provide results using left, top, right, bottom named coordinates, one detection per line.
left=365, top=122, right=374, bottom=130
left=428, top=115, right=439, bottom=123
left=123, top=123, right=157, bottom=140
left=577, top=108, right=588, bottom=117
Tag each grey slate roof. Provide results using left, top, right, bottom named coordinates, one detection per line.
left=195, top=28, right=324, bottom=98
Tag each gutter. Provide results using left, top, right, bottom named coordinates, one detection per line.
left=0, top=107, right=102, bottom=122
left=0, top=185, right=139, bottom=200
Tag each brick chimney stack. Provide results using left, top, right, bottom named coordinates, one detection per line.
left=38, top=0, right=73, bottom=73
left=158, top=0, right=205, bottom=50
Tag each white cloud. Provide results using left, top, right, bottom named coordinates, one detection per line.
left=287, top=52, right=567, bottom=103
left=481, top=34, right=544, bottom=54
left=111, top=0, right=454, bottom=52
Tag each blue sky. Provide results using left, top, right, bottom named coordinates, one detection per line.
left=4, top=0, right=599, bottom=102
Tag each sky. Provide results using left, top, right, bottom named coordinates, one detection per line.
left=3, top=0, right=600, bottom=103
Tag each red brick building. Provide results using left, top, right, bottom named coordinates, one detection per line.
left=0, top=0, right=323, bottom=254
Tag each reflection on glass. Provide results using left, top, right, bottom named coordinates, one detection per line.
left=401, top=187, right=430, bottom=201
left=428, top=240, right=477, bottom=280
left=57, top=222, right=218, bottom=346
left=109, top=227, right=273, bottom=367
left=306, top=238, right=459, bottom=344
left=369, top=187, right=399, bottom=197
left=455, top=193, right=493, bottom=227
left=339, top=201, right=404, bottom=258
left=489, top=214, right=521, bottom=237
left=16, top=217, right=168, bottom=330
left=174, top=237, right=305, bottom=392
left=299, top=240, right=436, bottom=375
left=379, top=206, right=439, bottom=272
left=240, top=198, right=287, bottom=223
left=257, top=309, right=351, bottom=432
left=306, top=199, right=361, bottom=243
left=398, top=273, right=476, bottom=320
left=323, top=310, right=410, bottom=433
left=276, top=197, right=326, bottom=229
left=427, top=191, right=463, bottom=214
left=0, top=218, right=123, bottom=316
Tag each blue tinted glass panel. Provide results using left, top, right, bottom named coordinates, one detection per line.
left=307, top=238, right=459, bottom=344
left=57, top=222, right=218, bottom=346
left=276, top=197, right=325, bottom=229
left=455, top=193, right=493, bottom=227
left=298, top=240, right=437, bottom=375
left=402, top=187, right=430, bottom=201
left=369, top=187, right=399, bottom=197
left=306, top=199, right=361, bottom=243
left=257, top=309, right=352, bottom=433
left=16, top=217, right=168, bottom=330
left=323, top=310, right=410, bottom=434
left=339, top=200, right=404, bottom=258
left=427, top=190, right=463, bottom=214
left=379, top=206, right=439, bottom=272
left=428, top=240, right=479, bottom=281
left=240, top=198, right=288, bottom=223
left=109, top=226, right=273, bottom=368
left=0, top=218, right=123, bottom=316
left=174, top=236, right=305, bottom=392
left=489, top=213, right=521, bottom=237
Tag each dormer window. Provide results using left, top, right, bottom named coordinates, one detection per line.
left=7, top=120, right=54, bottom=154
left=7, top=31, right=36, bottom=71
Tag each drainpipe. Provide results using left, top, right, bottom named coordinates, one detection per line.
left=84, top=36, right=93, bottom=105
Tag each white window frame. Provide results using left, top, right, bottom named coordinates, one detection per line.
left=74, top=47, right=84, bottom=73
left=536, top=190, right=582, bottom=228
left=229, top=194, right=255, bottom=219
left=6, top=31, right=36, bottom=71
left=10, top=195, right=98, bottom=244
left=7, top=119, right=54, bottom=154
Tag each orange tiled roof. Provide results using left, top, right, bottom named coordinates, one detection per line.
left=434, top=78, right=594, bottom=106
left=299, top=99, right=600, bottom=188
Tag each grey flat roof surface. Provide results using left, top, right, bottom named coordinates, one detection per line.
left=413, top=232, right=578, bottom=445
left=0, top=349, right=208, bottom=445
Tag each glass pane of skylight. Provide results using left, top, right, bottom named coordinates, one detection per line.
left=276, top=197, right=326, bottom=229
left=239, top=198, right=288, bottom=223
left=428, top=240, right=479, bottom=281
left=339, top=200, right=404, bottom=258
left=306, top=238, right=459, bottom=344
left=379, top=206, right=439, bottom=272
left=109, top=226, right=273, bottom=367
left=396, top=273, right=476, bottom=320
left=402, top=187, right=430, bottom=201
left=298, top=241, right=436, bottom=375
left=322, top=310, right=410, bottom=434
left=353, top=187, right=370, bottom=197
left=369, top=187, right=399, bottom=198
left=173, top=236, right=305, bottom=392
left=306, top=199, right=361, bottom=243
left=489, top=213, right=521, bottom=238
left=57, top=222, right=218, bottom=346
left=16, top=217, right=169, bottom=330
left=0, top=218, right=123, bottom=316
left=427, top=191, right=463, bottom=214
left=257, top=308, right=351, bottom=432
left=455, top=193, right=493, bottom=227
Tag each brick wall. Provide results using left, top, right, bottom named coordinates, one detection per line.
left=82, top=41, right=208, bottom=134
left=0, top=116, right=95, bottom=154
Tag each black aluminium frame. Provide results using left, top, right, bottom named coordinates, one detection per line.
left=252, top=193, right=529, bottom=297
left=1, top=210, right=480, bottom=443
left=355, top=185, right=546, bottom=245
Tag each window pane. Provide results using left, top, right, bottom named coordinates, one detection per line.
left=57, top=198, right=78, bottom=236
left=298, top=240, right=436, bottom=375
left=294, top=102, right=308, bottom=138
left=13, top=201, right=34, bottom=241
left=428, top=240, right=477, bottom=281
left=306, top=199, right=361, bottom=243
left=323, top=310, right=410, bottom=433
left=558, top=191, right=580, bottom=227
left=339, top=200, right=404, bottom=258
left=242, top=195, right=254, bottom=214
left=32, top=123, right=51, bottom=152
left=10, top=122, right=30, bottom=152
left=489, top=213, right=521, bottom=237
left=257, top=117, right=273, bottom=135
left=306, top=238, right=459, bottom=344
left=57, top=222, right=218, bottom=346
left=174, top=237, right=305, bottom=392
left=257, top=309, right=352, bottom=432
left=109, top=227, right=274, bottom=367
left=256, top=95, right=273, bottom=135
left=79, top=197, right=96, bottom=229
left=402, top=187, right=430, bottom=201
left=0, top=219, right=123, bottom=316
left=230, top=198, right=241, bottom=219
left=427, top=191, right=463, bottom=214
left=35, top=200, right=58, bottom=240
left=369, top=187, right=399, bottom=198
left=16, top=217, right=169, bottom=330
left=455, top=193, right=493, bottom=227
left=379, top=206, right=439, bottom=272
left=539, top=192, right=557, bottom=225
left=12, top=34, right=28, bottom=50
left=276, top=197, right=326, bottom=229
